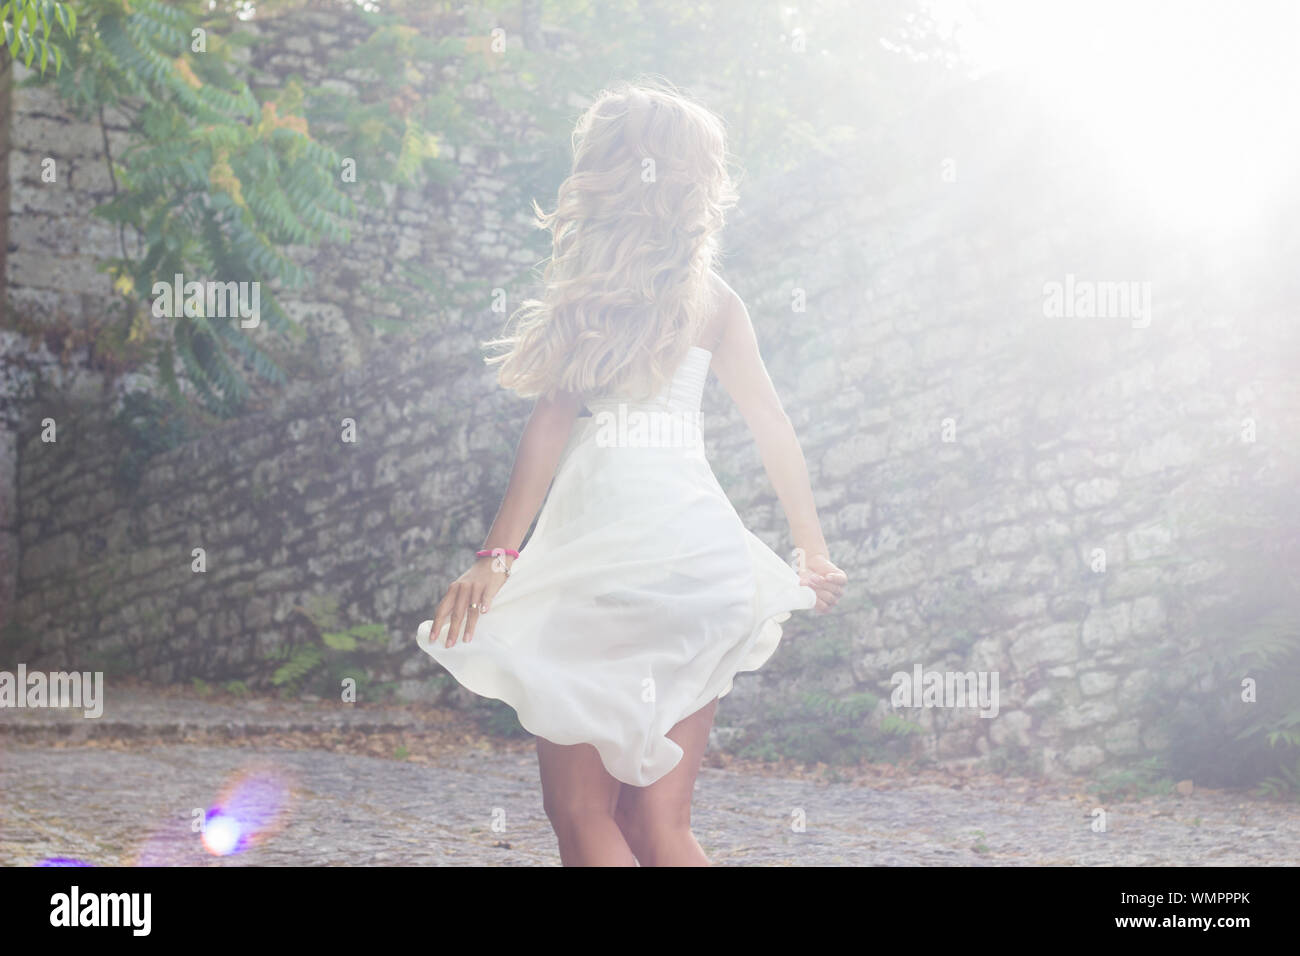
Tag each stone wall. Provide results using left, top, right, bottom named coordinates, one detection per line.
left=1, top=2, right=553, bottom=626
left=4, top=7, right=1298, bottom=776
left=708, top=78, right=1298, bottom=773
left=1, top=47, right=12, bottom=628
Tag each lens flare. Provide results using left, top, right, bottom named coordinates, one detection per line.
left=37, top=857, right=94, bottom=867
left=200, top=811, right=244, bottom=856
left=199, top=767, right=293, bottom=857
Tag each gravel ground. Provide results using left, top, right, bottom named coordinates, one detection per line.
left=2, top=689, right=1298, bottom=866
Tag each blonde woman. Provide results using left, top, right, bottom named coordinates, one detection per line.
left=417, top=80, right=847, bottom=866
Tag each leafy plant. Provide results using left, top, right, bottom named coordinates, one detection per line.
left=1, top=0, right=76, bottom=74
left=268, top=643, right=322, bottom=690
left=19, top=1, right=510, bottom=412
left=269, top=594, right=392, bottom=696
left=1257, top=758, right=1300, bottom=802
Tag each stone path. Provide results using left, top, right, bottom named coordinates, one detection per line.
left=3, top=690, right=1299, bottom=866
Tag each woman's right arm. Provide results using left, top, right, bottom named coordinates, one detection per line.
left=434, top=389, right=584, bottom=647
left=708, top=279, right=847, bottom=614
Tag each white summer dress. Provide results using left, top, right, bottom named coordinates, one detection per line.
left=415, top=345, right=817, bottom=786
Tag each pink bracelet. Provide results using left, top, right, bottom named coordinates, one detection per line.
left=476, top=548, right=520, bottom=559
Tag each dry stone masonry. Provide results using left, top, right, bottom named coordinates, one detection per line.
left=3, top=8, right=1297, bottom=778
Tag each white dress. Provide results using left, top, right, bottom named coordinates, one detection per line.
left=416, top=346, right=817, bottom=786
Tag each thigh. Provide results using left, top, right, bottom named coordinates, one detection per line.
left=536, top=737, right=623, bottom=816
left=618, top=698, right=718, bottom=821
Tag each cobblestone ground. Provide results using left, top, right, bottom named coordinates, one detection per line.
left=2, top=690, right=1299, bottom=866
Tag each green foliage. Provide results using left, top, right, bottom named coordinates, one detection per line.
left=269, top=643, right=323, bottom=689
left=1257, top=758, right=1300, bottom=802
left=316, top=622, right=389, bottom=655
left=267, top=594, right=393, bottom=698
left=26, top=0, right=356, bottom=414
left=305, top=18, right=463, bottom=205
left=1, top=0, right=76, bottom=74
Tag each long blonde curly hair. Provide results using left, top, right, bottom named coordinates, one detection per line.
left=484, top=79, right=739, bottom=401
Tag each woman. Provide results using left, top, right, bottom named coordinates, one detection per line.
left=417, top=80, right=847, bottom=866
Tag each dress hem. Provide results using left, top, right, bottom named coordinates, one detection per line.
left=414, top=581, right=816, bottom=787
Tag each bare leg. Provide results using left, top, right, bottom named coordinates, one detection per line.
left=614, top=698, right=717, bottom=867
left=536, top=737, right=637, bottom=866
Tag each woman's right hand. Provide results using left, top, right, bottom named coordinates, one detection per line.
left=795, top=551, right=847, bottom=614
left=431, top=554, right=512, bottom=649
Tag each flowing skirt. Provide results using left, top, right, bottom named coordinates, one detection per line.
left=416, top=414, right=817, bottom=786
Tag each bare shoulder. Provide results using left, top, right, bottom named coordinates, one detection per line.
left=703, top=268, right=784, bottom=421
left=703, top=269, right=748, bottom=348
